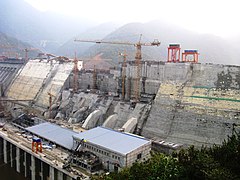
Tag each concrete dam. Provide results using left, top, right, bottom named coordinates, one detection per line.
left=5, top=60, right=239, bottom=147
left=0, top=58, right=240, bottom=178
left=76, top=61, right=240, bottom=147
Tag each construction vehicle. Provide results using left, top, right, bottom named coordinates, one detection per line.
left=74, top=35, right=160, bottom=101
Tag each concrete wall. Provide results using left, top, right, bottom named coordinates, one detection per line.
left=125, top=142, right=151, bottom=167
left=38, top=61, right=240, bottom=148
left=0, top=62, right=23, bottom=96
left=76, top=139, right=151, bottom=172
left=0, top=136, right=78, bottom=180
left=141, top=63, right=240, bottom=147
left=7, top=60, right=74, bottom=109
left=124, top=62, right=239, bottom=96
left=78, top=70, right=118, bottom=94
left=79, top=141, right=125, bottom=172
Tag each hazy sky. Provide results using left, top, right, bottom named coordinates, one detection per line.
left=25, top=0, right=240, bottom=38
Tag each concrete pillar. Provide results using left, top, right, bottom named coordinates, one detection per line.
left=31, top=155, right=36, bottom=180
left=125, top=77, right=131, bottom=100
left=3, top=139, right=7, bottom=164
left=42, top=162, right=49, bottom=180
left=49, top=166, right=55, bottom=180
left=16, top=147, right=20, bottom=173
left=24, top=152, right=27, bottom=177
left=10, top=144, right=13, bottom=167
left=39, top=161, right=43, bottom=180
left=0, top=138, right=3, bottom=161
left=144, top=62, right=147, bottom=77
left=66, top=175, right=72, bottom=180
left=58, top=171, right=63, bottom=180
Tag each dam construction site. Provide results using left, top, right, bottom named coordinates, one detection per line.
left=0, top=42, right=240, bottom=180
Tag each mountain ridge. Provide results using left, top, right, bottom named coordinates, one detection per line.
left=68, top=21, right=239, bottom=65
left=0, top=31, right=40, bottom=58
left=0, top=0, right=94, bottom=53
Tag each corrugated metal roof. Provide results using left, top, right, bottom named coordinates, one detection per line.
left=25, top=122, right=78, bottom=150
left=73, top=127, right=150, bottom=155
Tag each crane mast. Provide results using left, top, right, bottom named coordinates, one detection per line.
left=73, top=52, right=79, bottom=93
left=119, top=52, right=127, bottom=100
left=24, top=48, right=39, bottom=62
left=74, top=35, right=160, bottom=101
left=134, top=35, right=143, bottom=101
left=93, top=65, right=97, bottom=91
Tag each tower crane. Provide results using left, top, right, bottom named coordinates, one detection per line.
left=119, top=51, right=127, bottom=100
left=74, top=35, right=160, bottom=101
left=73, top=52, right=79, bottom=93
left=1, top=45, right=40, bottom=60
left=0, top=45, right=17, bottom=58
left=24, top=48, right=39, bottom=62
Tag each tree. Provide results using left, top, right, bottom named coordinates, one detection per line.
left=93, top=132, right=240, bottom=180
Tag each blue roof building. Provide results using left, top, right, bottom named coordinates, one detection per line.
left=73, top=126, right=151, bottom=172
left=26, top=122, right=78, bottom=150
left=25, top=123, right=151, bottom=172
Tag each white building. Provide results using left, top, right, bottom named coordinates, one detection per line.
left=73, top=126, right=151, bottom=172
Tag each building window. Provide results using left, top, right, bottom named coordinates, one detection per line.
left=137, top=153, right=142, bottom=159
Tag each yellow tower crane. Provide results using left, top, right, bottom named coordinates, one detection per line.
left=119, top=51, right=127, bottom=100
left=74, top=35, right=160, bottom=101
left=23, top=48, right=39, bottom=62
left=73, top=52, right=79, bottom=93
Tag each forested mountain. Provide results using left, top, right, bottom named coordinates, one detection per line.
left=56, top=22, right=119, bottom=57
left=1, top=0, right=239, bottom=65
left=0, top=31, right=40, bottom=58
left=0, top=0, right=94, bottom=53
left=74, top=21, right=239, bottom=65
